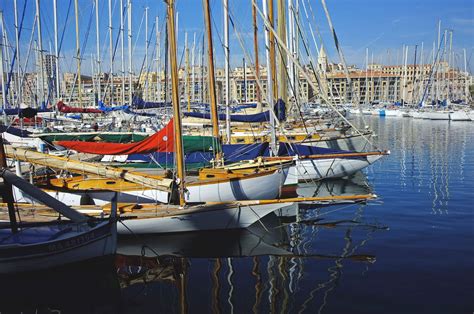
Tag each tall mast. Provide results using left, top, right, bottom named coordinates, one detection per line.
left=191, top=32, right=196, bottom=103
left=164, top=17, right=169, bottom=104
left=73, top=0, right=82, bottom=107
left=261, top=0, right=277, bottom=155
left=166, top=0, right=185, bottom=207
left=156, top=16, right=161, bottom=102
left=145, top=7, right=149, bottom=101
left=223, top=0, right=231, bottom=143
left=419, top=42, right=424, bottom=104
left=108, top=0, right=114, bottom=103
left=53, top=0, right=60, bottom=100
left=402, top=46, right=408, bottom=104
left=203, top=0, right=221, bottom=161
left=14, top=0, right=21, bottom=104
left=276, top=0, right=287, bottom=104
left=252, top=0, right=261, bottom=105
left=365, top=48, right=369, bottom=104
left=286, top=0, right=294, bottom=105
left=464, top=48, right=468, bottom=102
left=0, top=13, right=6, bottom=109
left=268, top=0, right=277, bottom=100
left=127, top=0, right=133, bottom=105
left=120, top=0, right=125, bottom=105
left=36, top=0, right=45, bottom=108
left=185, top=32, right=190, bottom=111
left=95, top=0, right=101, bottom=102
left=243, top=58, right=246, bottom=103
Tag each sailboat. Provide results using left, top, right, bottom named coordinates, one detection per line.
left=109, top=0, right=291, bottom=235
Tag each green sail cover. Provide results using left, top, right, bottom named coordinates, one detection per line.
left=40, top=133, right=148, bottom=144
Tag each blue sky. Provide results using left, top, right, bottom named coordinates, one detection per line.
left=1, top=0, right=473, bottom=74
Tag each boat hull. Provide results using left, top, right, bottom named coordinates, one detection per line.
left=42, top=168, right=287, bottom=206
left=0, top=221, right=116, bottom=274
left=286, top=154, right=384, bottom=182
left=117, top=203, right=289, bottom=234
left=450, top=110, right=471, bottom=121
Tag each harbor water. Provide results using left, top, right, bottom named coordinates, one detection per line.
left=1, top=116, right=473, bottom=313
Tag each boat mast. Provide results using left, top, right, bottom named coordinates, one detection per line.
left=156, top=16, right=161, bottom=102
left=203, top=0, right=222, bottom=161
left=252, top=0, right=262, bottom=105
left=268, top=0, right=277, bottom=100
left=36, top=0, right=45, bottom=108
left=261, top=0, right=277, bottom=156
left=0, top=13, right=6, bottom=109
left=365, top=48, right=368, bottom=104
left=277, top=0, right=287, bottom=105
left=120, top=0, right=125, bottom=105
left=145, top=6, right=149, bottom=101
left=74, top=0, right=82, bottom=107
left=127, top=0, right=133, bottom=105
left=191, top=32, right=196, bottom=103
left=185, top=32, right=190, bottom=111
left=243, top=58, right=246, bottom=103
left=14, top=0, right=21, bottom=105
left=419, top=42, right=424, bottom=104
left=53, top=0, right=60, bottom=101
left=108, top=0, right=114, bottom=103
left=223, top=0, right=231, bottom=143
left=166, top=0, right=185, bottom=207
left=464, top=48, right=468, bottom=102
left=95, top=0, right=101, bottom=102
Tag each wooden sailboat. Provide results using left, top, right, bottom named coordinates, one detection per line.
left=109, top=0, right=291, bottom=234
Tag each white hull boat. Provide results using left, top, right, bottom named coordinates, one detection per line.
left=450, top=110, right=471, bottom=121
left=117, top=202, right=290, bottom=234
left=289, top=154, right=385, bottom=181
left=425, top=111, right=451, bottom=120
left=41, top=167, right=288, bottom=206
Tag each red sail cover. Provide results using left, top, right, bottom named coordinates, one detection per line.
left=57, top=119, right=175, bottom=155
left=57, top=101, right=103, bottom=113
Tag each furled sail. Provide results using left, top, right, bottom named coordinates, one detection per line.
left=57, top=119, right=175, bottom=155
left=57, top=101, right=103, bottom=113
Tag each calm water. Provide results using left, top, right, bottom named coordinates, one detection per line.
left=1, top=117, right=473, bottom=313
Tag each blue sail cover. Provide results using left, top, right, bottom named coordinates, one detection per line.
left=1, top=107, right=52, bottom=116
left=183, top=100, right=286, bottom=122
left=98, top=101, right=129, bottom=112
left=0, top=125, right=32, bottom=138
left=126, top=142, right=270, bottom=167
left=132, top=97, right=171, bottom=109
left=277, top=142, right=351, bottom=156
left=184, top=111, right=271, bottom=122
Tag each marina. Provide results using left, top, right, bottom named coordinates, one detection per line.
left=0, top=0, right=472, bottom=313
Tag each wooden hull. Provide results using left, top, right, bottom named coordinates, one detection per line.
left=0, top=221, right=116, bottom=274
left=117, top=203, right=289, bottom=234
left=41, top=168, right=287, bottom=206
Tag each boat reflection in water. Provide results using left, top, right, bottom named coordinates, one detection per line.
left=0, top=257, right=121, bottom=313
left=117, top=198, right=387, bottom=313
